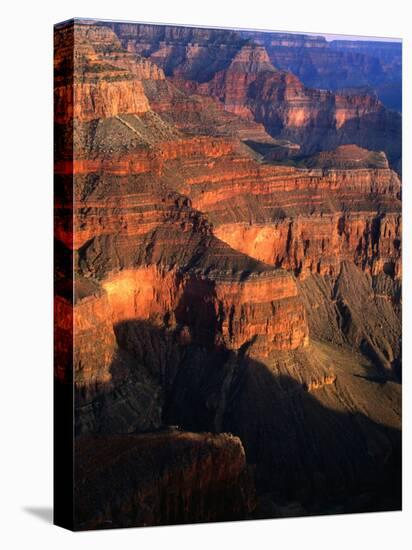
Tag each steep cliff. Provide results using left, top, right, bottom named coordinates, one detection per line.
left=195, top=44, right=276, bottom=119
left=246, top=70, right=401, bottom=167
left=75, top=431, right=255, bottom=529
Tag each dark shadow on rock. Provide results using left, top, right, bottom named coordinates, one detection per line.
left=263, top=108, right=401, bottom=175
left=74, top=318, right=402, bottom=525
left=23, top=506, right=53, bottom=524
left=164, top=345, right=401, bottom=514
left=353, top=373, right=387, bottom=385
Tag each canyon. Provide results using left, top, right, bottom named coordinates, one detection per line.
left=239, top=32, right=402, bottom=112
left=54, top=20, right=402, bottom=529
left=107, top=21, right=401, bottom=170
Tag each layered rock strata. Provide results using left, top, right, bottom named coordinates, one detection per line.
left=106, top=21, right=401, bottom=169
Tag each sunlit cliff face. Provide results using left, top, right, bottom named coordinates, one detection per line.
left=53, top=22, right=401, bottom=380
left=53, top=21, right=401, bottom=377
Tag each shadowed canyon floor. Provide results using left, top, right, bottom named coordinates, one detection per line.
left=54, top=20, right=402, bottom=529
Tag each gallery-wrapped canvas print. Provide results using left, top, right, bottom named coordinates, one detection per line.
left=54, top=18, right=402, bottom=530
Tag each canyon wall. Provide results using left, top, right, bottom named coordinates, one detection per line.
left=75, top=431, right=255, bottom=529
left=241, top=31, right=402, bottom=112
left=106, top=22, right=401, bottom=169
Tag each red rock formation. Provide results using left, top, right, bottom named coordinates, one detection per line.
left=54, top=24, right=166, bottom=123
left=214, top=211, right=401, bottom=279
left=195, top=44, right=276, bottom=119
left=75, top=431, right=255, bottom=529
left=73, top=286, right=115, bottom=390
left=242, top=31, right=402, bottom=112
left=302, top=144, right=389, bottom=169
left=195, top=65, right=400, bottom=165
left=246, top=70, right=398, bottom=149
left=72, top=265, right=309, bottom=399
left=176, top=271, right=308, bottom=354
left=55, top=136, right=237, bottom=185
left=105, top=22, right=401, bottom=168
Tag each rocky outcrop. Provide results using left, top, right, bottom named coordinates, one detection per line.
left=213, top=210, right=401, bottom=279
left=299, top=144, right=390, bottom=169
left=175, top=271, right=308, bottom=354
left=246, top=70, right=401, bottom=167
left=72, top=266, right=309, bottom=388
left=75, top=431, right=255, bottom=529
left=56, top=78, right=150, bottom=123
left=54, top=23, right=167, bottom=123
left=195, top=44, right=276, bottom=119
